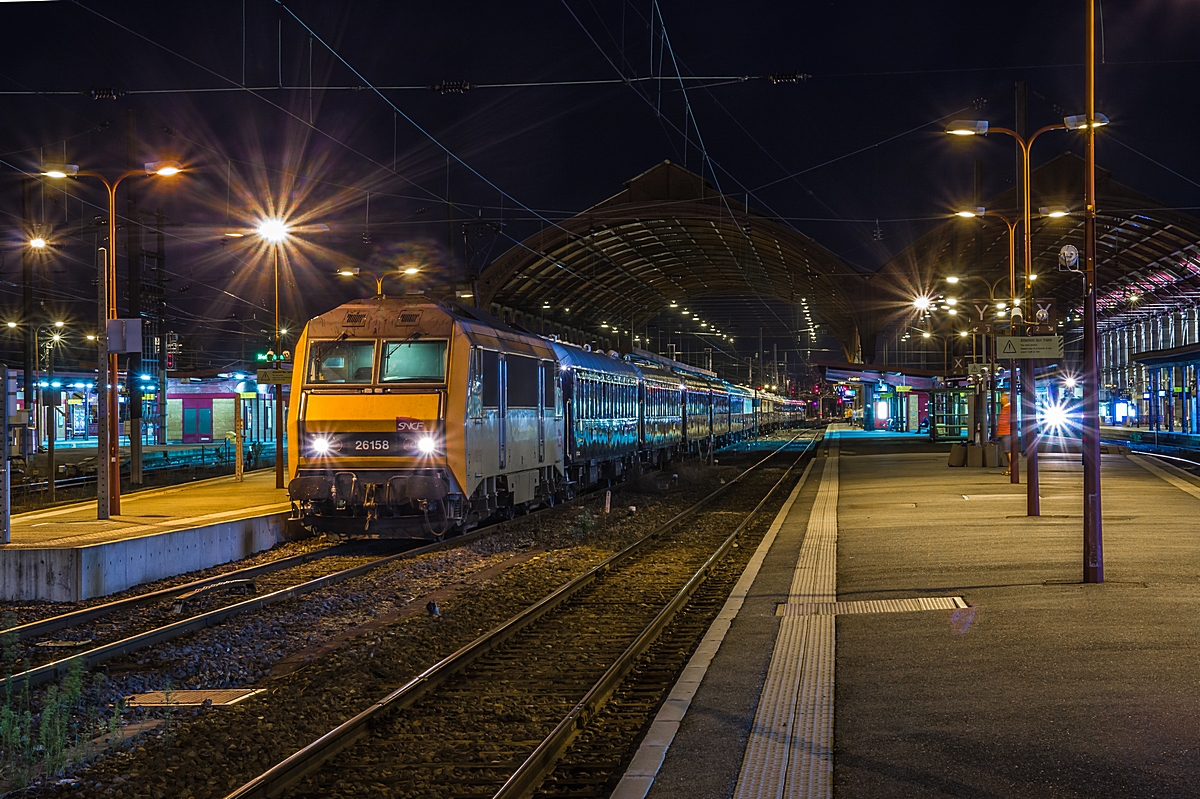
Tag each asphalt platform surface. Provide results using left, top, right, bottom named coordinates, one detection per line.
left=648, top=430, right=1200, bottom=798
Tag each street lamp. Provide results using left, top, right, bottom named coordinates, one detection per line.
left=256, top=218, right=291, bottom=490
left=1080, top=1, right=1105, bottom=583
left=336, top=265, right=418, bottom=296
left=41, top=160, right=184, bottom=520
left=945, top=118, right=1087, bottom=517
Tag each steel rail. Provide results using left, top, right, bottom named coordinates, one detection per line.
left=222, top=432, right=817, bottom=799
left=493, top=436, right=815, bottom=798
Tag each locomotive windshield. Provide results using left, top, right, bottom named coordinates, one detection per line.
left=381, top=340, right=447, bottom=382
left=307, top=340, right=376, bottom=384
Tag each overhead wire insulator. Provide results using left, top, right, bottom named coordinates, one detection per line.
left=767, top=72, right=811, bottom=84
left=430, top=81, right=472, bottom=94
left=87, top=87, right=125, bottom=100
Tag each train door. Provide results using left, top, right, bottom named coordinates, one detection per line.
left=481, top=349, right=502, bottom=470
left=538, top=361, right=551, bottom=463
left=498, top=355, right=508, bottom=469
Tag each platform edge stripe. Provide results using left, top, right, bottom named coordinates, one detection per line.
left=610, top=452, right=816, bottom=799
left=1127, top=454, right=1200, bottom=502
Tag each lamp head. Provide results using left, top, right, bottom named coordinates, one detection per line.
left=1039, top=205, right=1071, bottom=218
left=403, top=266, right=420, bottom=275
left=945, top=120, right=988, bottom=136
left=54, top=321, right=64, bottom=328
left=922, top=331, right=932, bottom=339
left=145, top=160, right=183, bottom=176
left=256, top=218, right=290, bottom=243
left=1064, top=113, right=1110, bottom=131
left=337, top=267, right=361, bottom=276
left=29, top=237, right=46, bottom=249
left=955, top=207, right=985, bottom=218
left=5, top=322, right=15, bottom=329
left=40, top=164, right=79, bottom=179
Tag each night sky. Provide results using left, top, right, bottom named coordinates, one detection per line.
left=1, top=1, right=1198, bottom=370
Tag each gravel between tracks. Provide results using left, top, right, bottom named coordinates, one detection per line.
left=30, top=449, right=793, bottom=799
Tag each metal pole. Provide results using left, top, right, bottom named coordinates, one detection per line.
left=235, top=395, right=244, bottom=482
left=97, top=247, right=111, bottom=520
left=21, top=179, right=34, bottom=460
left=1008, top=221, right=1020, bottom=483
left=274, top=246, right=285, bottom=489
left=1018, top=85, right=1040, bottom=516
left=47, top=344, right=55, bottom=504
left=1082, top=0, right=1104, bottom=582
left=107, top=184, right=121, bottom=516
left=127, top=110, right=144, bottom=485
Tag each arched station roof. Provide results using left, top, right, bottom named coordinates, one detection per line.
left=478, top=162, right=863, bottom=361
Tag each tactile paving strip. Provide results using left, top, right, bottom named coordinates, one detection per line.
left=735, top=438, right=840, bottom=799
left=775, top=596, right=968, bottom=616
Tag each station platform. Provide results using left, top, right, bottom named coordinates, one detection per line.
left=616, top=426, right=1200, bottom=798
left=0, top=470, right=292, bottom=602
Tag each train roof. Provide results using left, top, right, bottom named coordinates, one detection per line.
left=549, top=340, right=641, bottom=379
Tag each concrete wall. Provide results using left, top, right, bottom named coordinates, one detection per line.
left=0, top=512, right=297, bottom=602
left=213, top=398, right=236, bottom=442
left=167, top=398, right=183, bottom=441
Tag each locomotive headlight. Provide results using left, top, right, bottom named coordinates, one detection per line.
left=311, top=437, right=331, bottom=455
left=417, top=435, right=436, bottom=454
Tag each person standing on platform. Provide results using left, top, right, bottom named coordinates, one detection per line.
left=997, top=393, right=1012, bottom=475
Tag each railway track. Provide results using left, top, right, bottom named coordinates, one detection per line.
left=225, top=432, right=819, bottom=799
left=0, top=524, right=523, bottom=692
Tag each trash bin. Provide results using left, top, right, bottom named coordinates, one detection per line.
left=966, top=444, right=984, bottom=468
left=982, top=442, right=1001, bottom=468
left=948, top=443, right=967, bottom=467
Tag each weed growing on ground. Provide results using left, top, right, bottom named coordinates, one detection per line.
left=569, top=507, right=597, bottom=543
left=0, top=614, right=124, bottom=788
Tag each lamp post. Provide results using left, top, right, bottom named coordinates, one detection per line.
left=336, top=265, right=420, bottom=296
left=946, top=119, right=1079, bottom=517
left=41, top=160, right=183, bottom=520
left=256, top=218, right=290, bottom=490
left=1080, top=0, right=1104, bottom=583
left=953, top=207, right=1070, bottom=481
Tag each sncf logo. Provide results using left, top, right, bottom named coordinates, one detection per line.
left=396, top=418, right=427, bottom=432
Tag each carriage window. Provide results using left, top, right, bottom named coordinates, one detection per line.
left=380, top=340, right=447, bottom=382
left=482, top=350, right=500, bottom=407
left=307, top=340, right=376, bottom=384
left=507, top=355, right=540, bottom=407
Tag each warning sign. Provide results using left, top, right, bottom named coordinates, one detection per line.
left=995, top=336, right=1064, bottom=359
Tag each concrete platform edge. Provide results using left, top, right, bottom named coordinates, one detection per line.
left=0, top=512, right=294, bottom=601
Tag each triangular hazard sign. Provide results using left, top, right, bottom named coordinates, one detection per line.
left=1001, top=339, right=1018, bottom=354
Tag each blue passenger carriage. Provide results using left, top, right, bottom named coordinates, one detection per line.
left=550, top=342, right=641, bottom=488
left=628, top=357, right=685, bottom=467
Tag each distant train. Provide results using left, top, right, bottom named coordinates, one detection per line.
left=286, top=295, right=807, bottom=538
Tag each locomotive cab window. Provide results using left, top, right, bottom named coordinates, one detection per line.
left=381, top=340, right=447, bottom=383
left=307, top=340, right=376, bottom=384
